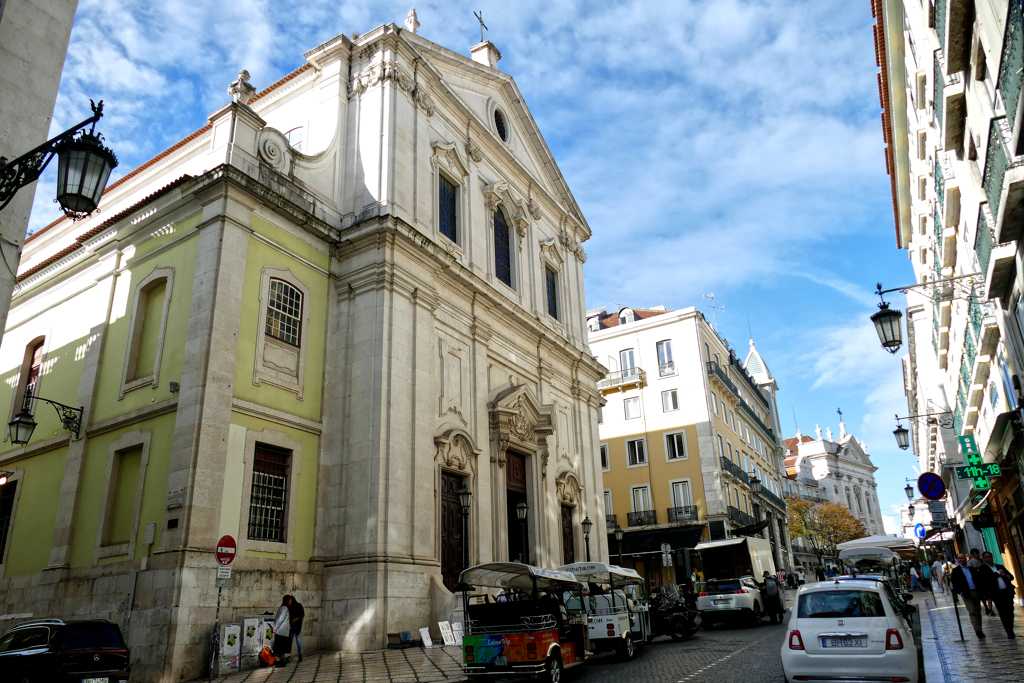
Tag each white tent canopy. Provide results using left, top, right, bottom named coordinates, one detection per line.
left=837, top=535, right=916, bottom=550
left=557, top=562, right=643, bottom=585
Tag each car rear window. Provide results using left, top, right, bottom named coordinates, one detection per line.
left=61, top=624, right=125, bottom=650
left=798, top=590, right=886, bottom=618
left=707, top=580, right=741, bottom=593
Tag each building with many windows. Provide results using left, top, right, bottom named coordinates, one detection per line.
left=782, top=425, right=886, bottom=569
left=0, top=17, right=607, bottom=681
left=588, top=305, right=791, bottom=589
left=873, top=0, right=1024, bottom=592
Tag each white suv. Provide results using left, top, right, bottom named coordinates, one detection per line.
left=781, top=579, right=918, bottom=683
left=697, top=576, right=765, bottom=629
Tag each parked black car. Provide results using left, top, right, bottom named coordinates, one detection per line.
left=0, top=618, right=130, bottom=683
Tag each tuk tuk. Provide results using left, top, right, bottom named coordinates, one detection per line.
left=557, top=561, right=648, bottom=659
left=460, top=562, right=590, bottom=682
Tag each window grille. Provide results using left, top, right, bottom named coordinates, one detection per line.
left=494, top=208, right=512, bottom=286
left=0, top=480, right=17, bottom=559
left=266, top=279, right=302, bottom=346
left=439, top=175, right=457, bottom=242
left=248, top=445, right=289, bottom=542
left=546, top=268, right=558, bottom=319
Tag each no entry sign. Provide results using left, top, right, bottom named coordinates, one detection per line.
left=917, top=472, right=946, bottom=501
left=216, top=535, right=236, bottom=566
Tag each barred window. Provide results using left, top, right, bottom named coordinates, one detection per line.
left=248, top=445, right=290, bottom=542
left=439, top=175, right=458, bottom=242
left=265, top=279, right=302, bottom=346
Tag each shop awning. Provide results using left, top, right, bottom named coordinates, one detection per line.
left=922, top=529, right=957, bottom=543
left=954, top=490, right=992, bottom=526
left=608, top=524, right=705, bottom=554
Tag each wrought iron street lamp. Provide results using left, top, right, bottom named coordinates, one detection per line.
left=0, top=101, right=118, bottom=220
left=7, top=387, right=83, bottom=446
left=894, top=421, right=910, bottom=450
left=870, top=275, right=982, bottom=354
left=892, top=412, right=953, bottom=451
left=750, top=477, right=762, bottom=497
left=459, top=485, right=472, bottom=572
left=516, top=500, right=529, bottom=564
left=581, top=516, right=593, bottom=562
left=614, top=525, right=624, bottom=566
left=904, top=480, right=915, bottom=501
left=908, top=504, right=916, bottom=521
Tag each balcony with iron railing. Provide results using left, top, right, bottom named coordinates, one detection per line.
left=758, top=487, right=786, bottom=512
left=659, top=361, right=676, bottom=377
left=738, top=399, right=775, bottom=441
left=627, top=510, right=658, bottom=527
left=706, top=360, right=740, bottom=401
left=727, top=506, right=755, bottom=527
left=996, top=0, right=1023, bottom=147
left=794, top=491, right=827, bottom=504
left=606, top=514, right=617, bottom=530
left=983, top=116, right=1024, bottom=244
left=934, top=48, right=965, bottom=150
left=667, top=506, right=698, bottom=524
left=720, top=455, right=749, bottom=485
left=597, top=367, right=647, bottom=393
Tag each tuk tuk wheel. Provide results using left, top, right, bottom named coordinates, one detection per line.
left=670, top=617, right=690, bottom=641
left=541, top=653, right=563, bottom=683
left=618, top=632, right=636, bottom=661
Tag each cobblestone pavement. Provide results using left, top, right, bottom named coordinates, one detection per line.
left=923, top=588, right=1024, bottom=683
left=197, top=618, right=788, bottom=683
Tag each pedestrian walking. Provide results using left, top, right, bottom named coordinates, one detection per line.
left=909, top=564, right=926, bottom=592
left=979, top=551, right=1017, bottom=639
left=968, top=548, right=983, bottom=568
left=931, top=558, right=946, bottom=593
left=797, top=569, right=806, bottom=586
left=920, top=562, right=933, bottom=592
left=815, top=565, right=825, bottom=582
left=287, top=594, right=305, bottom=662
left=951, top=553, right=986, bottom=639
left=761, top=570, right=784, bottom=624
left=825, top=565, right=836, bottom=579
left=272, top=595, right=293, bottom=666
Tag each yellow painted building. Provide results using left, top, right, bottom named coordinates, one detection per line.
left=587, top=305, right=792, bottom=590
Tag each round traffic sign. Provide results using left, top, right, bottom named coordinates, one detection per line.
left=918, top=472, right=946, bottom=501
left=216, top=535, right=236, bottom=565
left=914, top=523, right=926, bottom=539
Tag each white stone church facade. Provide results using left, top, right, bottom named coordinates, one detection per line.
left=0, top=16, right=606, bottom=681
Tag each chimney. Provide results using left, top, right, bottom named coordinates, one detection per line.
left=471, top=41, right=502, bottom=68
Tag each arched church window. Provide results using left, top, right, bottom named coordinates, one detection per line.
left=494, top=207, right=512, bottom=287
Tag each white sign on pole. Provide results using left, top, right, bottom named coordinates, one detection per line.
left=216, top=565, right=231, bottom=588
left=662, top=552, right=673, bottom=567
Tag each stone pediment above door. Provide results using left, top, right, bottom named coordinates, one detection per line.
left=488, top=384, right=553, bottom=469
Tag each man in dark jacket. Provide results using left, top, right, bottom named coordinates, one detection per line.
left=287, top=595, right=305, bottom=662
left=761, top=571, right=784, bottom=625
left=979, top=552, right=1017, bottom=638
left=950, top=553, right=986, bottom=638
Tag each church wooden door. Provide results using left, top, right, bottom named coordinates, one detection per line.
left=561, top=505, right=575, bottom=565
left=440, top=471, right=465, bottom=592
left=506, top=452, right=528, bottom=563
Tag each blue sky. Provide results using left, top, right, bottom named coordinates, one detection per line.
left=29, top=0, right=920, bottom=533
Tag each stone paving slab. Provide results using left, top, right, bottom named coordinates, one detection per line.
left=922, top=588, right=1024, bottom=682
left=195, top=647, right=466, bottom=683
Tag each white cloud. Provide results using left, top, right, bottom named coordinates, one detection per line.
left=882, top=514, right=899, bottom=535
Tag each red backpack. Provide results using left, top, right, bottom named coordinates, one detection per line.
left=259, top=646, right=276, bottom=667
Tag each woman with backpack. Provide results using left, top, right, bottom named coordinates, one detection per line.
left=272, top=595, right=293, bottom=667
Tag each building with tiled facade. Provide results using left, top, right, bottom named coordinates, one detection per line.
left=0, top=16, right=608, bottom=681
left=588, top=305, right=792, bottom=588
left=873, top=0, right=1024, bottom=600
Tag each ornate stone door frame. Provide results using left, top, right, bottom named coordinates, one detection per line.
left=433, top=428, right=481, bottom=589
left=488, top=384, right=553, bottom=564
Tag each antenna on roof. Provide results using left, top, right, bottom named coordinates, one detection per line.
left=473, top=10, right=488, bottom=43
left=746, top=309, right=753, bottom=341
left=703, top=293, right=724, bottom=331
left=791, top=403, right=799, bottom=433
left=612, top=302, right=626, bottom=311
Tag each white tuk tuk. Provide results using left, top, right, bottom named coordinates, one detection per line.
left=558, top=561, right=649, bottom=660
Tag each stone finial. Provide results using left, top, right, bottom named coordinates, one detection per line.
left=826, top=427, right=833, bottom=441
left=228, top=70, right=257, bottom=104
left=405, top=8, right=420, bottom=34
left=795, top=428, right=802, bottom=438
left=839, top=421, right=847, bottom=438
left=471, top=41, right=502, bottom=68
left=815, top=424, right=822, bottom=439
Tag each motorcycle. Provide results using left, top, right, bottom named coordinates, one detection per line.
left=648, top=591, right=701, bottom=641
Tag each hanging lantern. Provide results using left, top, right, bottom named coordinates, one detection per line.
left=894, top=423, right=910, bottom=450
left=871, top=301, right=904, bottom=354
left=54, top=132, right=118, bottom=218
left=904, top=482, right=915, bottom=501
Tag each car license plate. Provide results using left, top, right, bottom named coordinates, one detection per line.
left=495, top=656, right=507, bottom=666
left=821, top=637, right=866, bottom=648
left=712, top=599, right=730, bottom=605
left=83, top=679, right=109, bottom=683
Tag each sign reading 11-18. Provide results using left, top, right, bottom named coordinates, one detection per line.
left=956, top=435, right=999, bottom=491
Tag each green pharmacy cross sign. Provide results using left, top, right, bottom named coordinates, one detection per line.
left=956, top=435, right=1000, bottom=491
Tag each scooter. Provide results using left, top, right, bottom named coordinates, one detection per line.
left=649, top=592, right=701, bottom=641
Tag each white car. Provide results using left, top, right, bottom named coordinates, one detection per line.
left=780, top=579, right=918, bottom=683
left=697, top=576, right=766, bottom=629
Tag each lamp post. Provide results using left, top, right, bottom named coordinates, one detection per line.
left=908, top=504, right=916, bottom=522
left=582, top=516, right=593, bottom=562
left=459, top=485, right=472, bottom=573
left=893, top=421, right=910, bottom=450
left=614, top=525, right=624, bottom=566
left=905, top=480, right=916, bottom=502
left=869, top=276, right=981, bottom=354
left=7, top=386, right=83, bottom=445
left=0, top=101, right=118, bottom=221
left=516, top=500, right=529, bottom=564
left=892, top=412, right=952, bottom=451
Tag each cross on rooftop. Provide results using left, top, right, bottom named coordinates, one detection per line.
left=473, top=11, right=488, bottom=43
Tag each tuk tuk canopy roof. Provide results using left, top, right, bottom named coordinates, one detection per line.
left=459, top=563, right=582, bottom=591
left=557, top=562, right=643, bottom=585
left=838, top=546, right=899, bottom=564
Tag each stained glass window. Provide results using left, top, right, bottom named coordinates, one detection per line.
left=546, top=268, right=558, bottom=319
left=494, top=208, right=512, bottom=287
left=266, top=279, right=302, bottom=346
left=439, top=175, right=457, bottom=242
